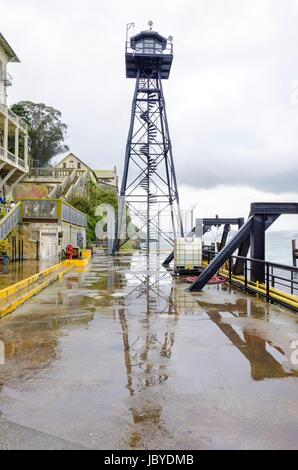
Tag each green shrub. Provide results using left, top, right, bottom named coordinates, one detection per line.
left=69, top=180, right=118, bottom=245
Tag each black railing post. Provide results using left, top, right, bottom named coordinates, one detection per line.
left=244, top=258, right=248, bottom=292
left=266, top=262, right=270, bottom=302
left=228, top=257, right=232, bottom=283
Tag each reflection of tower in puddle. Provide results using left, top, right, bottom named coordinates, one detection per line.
left=0, top=284, right=94, bottom=388
left=117, top=254, right=176, bottom=448
left=198, top=297, right=298, bottom=381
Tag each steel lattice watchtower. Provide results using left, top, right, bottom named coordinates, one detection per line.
left=116, top=23, right=183, bottom=253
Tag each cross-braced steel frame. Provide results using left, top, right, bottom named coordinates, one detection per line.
left=116, top=68, right=183, bottom=253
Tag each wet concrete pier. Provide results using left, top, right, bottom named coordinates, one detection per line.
left=0, top=253, right=297, bottom=449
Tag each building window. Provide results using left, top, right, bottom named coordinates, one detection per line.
left=63, top=162, right=66, bottom=168
left=77, top=162, right=81, bottom=169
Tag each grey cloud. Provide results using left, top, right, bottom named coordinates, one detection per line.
left=1, top=0, right=298, bottom=196
left=178, top=166, right=298, bottom=193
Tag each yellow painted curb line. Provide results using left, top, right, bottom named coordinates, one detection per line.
left=0, top=257, right=91, bottom=319
left=0, top=265, right=72, bottom=319
left=0, top=261, right=69, bottom=300
left=68, top=258, right=90, bottom=267
left=81, top=249, right=92, bottom=259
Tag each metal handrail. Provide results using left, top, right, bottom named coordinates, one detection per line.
left=7, top=151, right=16, bottom=162
left=229, top=255, right=298, bottom=307
left=29, top=168, right=86, bottom=178
left=65, top=170, right=88, bottom=201
left=62, top=201, right=87, bottom=227
left=48, top=169, right=77, bottom=199
left=0, top=203, right=21, bottom=240
left=202, top=248, right=298, bottom=306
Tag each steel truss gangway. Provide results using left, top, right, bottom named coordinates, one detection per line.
left=188, top=203, right=298, bottom=292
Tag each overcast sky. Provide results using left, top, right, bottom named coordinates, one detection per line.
left=1, top=0, right=298, bottom=230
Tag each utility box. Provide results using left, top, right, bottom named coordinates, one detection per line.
left=174, top=237, right=202, bottom=274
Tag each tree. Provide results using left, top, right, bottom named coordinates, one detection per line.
left=11, top=101, right=69, bottom=167
left=69, top=181, right=118, bottom=245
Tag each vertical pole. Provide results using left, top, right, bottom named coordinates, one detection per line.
left=228, top=257, right=232, bottom=283
left=250, top=215, right=265, bottom=283
left=292, top=240, right=297, bottom=266
left=3, top=115, right=8, bottom=153
left=15, top=121, right=19, bottom=160
left=146, top=77, right=150, bottom=257
left=266, top=263, right=270, bottom=302
left=157, top=208, right=160, bottom=255
left=244, top=258, right=247, bottom=291
left=24, top=134, right=29, bottom=167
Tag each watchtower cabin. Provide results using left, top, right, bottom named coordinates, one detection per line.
left=125, top=27, right=173, bottom=79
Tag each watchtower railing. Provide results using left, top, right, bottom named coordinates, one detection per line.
left=125, top=41, right=173, bottom=55
left=0, top=203, right=21, bottom=240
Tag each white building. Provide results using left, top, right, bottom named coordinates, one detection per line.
left=0, top=32, right=29, bottom=200
left=56, top=153, right=118, bottom=191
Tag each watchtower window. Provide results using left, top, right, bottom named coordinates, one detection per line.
left=135, top=39, right=162, bottom=55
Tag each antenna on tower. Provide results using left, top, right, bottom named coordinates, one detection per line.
left=126, top=22, right=135, bottom=42
left=148, top=20, right=153, bottom=31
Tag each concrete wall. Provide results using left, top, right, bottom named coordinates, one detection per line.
left=6, top=222, right=86, bottom=261
left=14, top=183, right=49, bottom=200
left=62, top=222, right=86, bottom=250
left=7, top=225, right=39, bottom=261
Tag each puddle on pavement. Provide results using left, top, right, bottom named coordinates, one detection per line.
left=0, top=253, right=297, bottom=450
left=0, top=260, right=56, bottom=290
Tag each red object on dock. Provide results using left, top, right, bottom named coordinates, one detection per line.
left=66, top=244, right=74, bottom=260
left=185, top=275, right=227, bottom=285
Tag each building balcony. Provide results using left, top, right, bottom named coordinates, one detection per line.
left=0, top=103, right=28, bottom=133
left=0, top=145, right=28, bottom=172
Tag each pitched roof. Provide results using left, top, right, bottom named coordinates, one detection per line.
left=0, top=33, right=20, bottom=62
left=55, top=153, right=92, bottom=170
